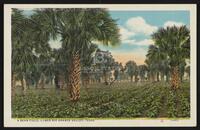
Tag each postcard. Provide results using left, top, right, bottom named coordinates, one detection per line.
left=4, top=4, right=197, bottom=127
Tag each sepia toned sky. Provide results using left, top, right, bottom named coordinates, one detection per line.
left=22, top=9, right=190, bottom=66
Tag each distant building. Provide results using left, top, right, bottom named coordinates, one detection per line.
left=93, top=50, right=112, bottom=64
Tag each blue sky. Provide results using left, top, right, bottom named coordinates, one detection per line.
left=96, top=11, right=189, bottom=65
left=21, top=9, right=190, bottom=65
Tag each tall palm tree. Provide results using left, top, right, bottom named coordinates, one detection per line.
left=32, top=8, right=120, bottom=101
left=12, top=8, right=55, bottom=96
left=12, top=9, right=38, bottom=95
left=152, top=25, right=190, bottom=89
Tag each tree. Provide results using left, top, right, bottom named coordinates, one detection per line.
left=146, top=45, right=162, bottom=82
left=12, top=8, right=55, bottom=97
left=138, top=65, right=148, bottom=82
left=151, top=25, right=190, bottom=89
left=125, top=61, right=137, bottom=82
left=32, top=9, right=120, bottom=101
left=12, top=9, right=38, bottom=95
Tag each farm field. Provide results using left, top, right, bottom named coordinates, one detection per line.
left=12, top=81, right=190, bottom=119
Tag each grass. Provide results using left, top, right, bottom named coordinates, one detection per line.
left=12, top=81, right=190, bottom=119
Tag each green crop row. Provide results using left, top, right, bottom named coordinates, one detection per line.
left=12, top=82, right=190, bottom=118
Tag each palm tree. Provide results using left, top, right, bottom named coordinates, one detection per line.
left=138, top=65, right=148, bottom=82
left=12, top=9, right=38, bottom=95
left=152, top=25, right=190, bottom=89
left=125, top=61, right=137, bottom=82
left=32, top=9, right=120, bottom=101
left=12, top=8, right=56, bottom=96
left=146, top=45, right=162, bottom=82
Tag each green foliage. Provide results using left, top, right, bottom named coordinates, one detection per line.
left=12, top=82, right=190, bottom=118
left=145, top=26, right=190, bottom=82
left=152, top=25, right=190, bottom=66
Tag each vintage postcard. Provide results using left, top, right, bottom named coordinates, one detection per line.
left=4, top=4, right=197, bottom=127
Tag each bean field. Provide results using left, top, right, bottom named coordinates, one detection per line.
left=12, top=81, right=190, bottom=119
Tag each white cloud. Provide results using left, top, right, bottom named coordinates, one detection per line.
left=164, top=21, right=185, bottom=28
left=124, top=39, right=154, bottom=46
left=126, top=17, right=158, bottom=35
left=119, top=26, right=135, bottom=40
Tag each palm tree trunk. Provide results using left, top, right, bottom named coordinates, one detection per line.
left=166, top=72, right=169, bottom=82
left=38, top=73, right=45, bottom=89
left=130, top=76, right=133, bottom=82
left=35, top=81, right=38, bottom=89
left=148, top=73, right=151, bottom=82
left=152, top=73, right=156, bottom=82
left=21, top=74, right=27, bottom=95
left=161, top=72, right=164, bottom=81
left=180, top=75, right=183, bottom=82
left=59, top=75, right=65, bottom=90
left=85, top=73, right=90, bottom=86
left=157, top=72, right=159, bottom=82
left=171, top=66, right=180, bottom=89
left=188, top=73, right=190, bottom=81
left=26, top=80, right=30, bottom=89
left=103, top=70, right=108, bottom=85
left=180, top=71, right=184, bottom=82
left=135, top=75, right=138, bottom=82
left=68, top=52, right=81, bottom=101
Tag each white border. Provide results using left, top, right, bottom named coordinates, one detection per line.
left=4, top=4, right=197, bottom=127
